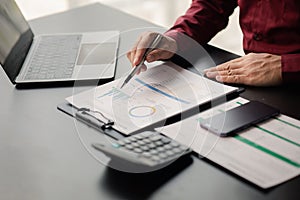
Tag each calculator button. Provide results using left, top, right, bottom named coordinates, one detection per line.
left=137, top=140, right=146, bottom=145
left=141, top=146, right=150, bottom=151
left=164, top=144, right=172, bottom=150
left=158, top=153, right=168, bottom=159
left=142, top=139, right=151, bottom=144
left=173, top=148, right=183, bottom=154
left=142, top=152, right=151, bottom=158
left=129, top=137, right=137, bottom=142
left=131, top=142, right=140, bottom=148
left=140, top=131, right=153, bottom=137
left=150, top=135, right=162, bottom=141
left=166, top=150, right=175, bottom=157
left=150, top=150, right=158, bottom=155
left=133, top=148, right=143, bottom=154
left=170, top=142, right=180, bottom=148
left=125, top=144, right=134, bottom=150
left=133, top=135, right=143, bottom=140
left=151, top=155, right=160, bottom=162
left=155, top=141, right=163, bottom=146
left=147, top=143, right=156, bottom=149
left=157, top=147, right=165, bottom=152
left=161, top=137, right=171, bottom=144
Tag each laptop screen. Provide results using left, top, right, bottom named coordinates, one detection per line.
left=0, top=0, right=33, bottom=83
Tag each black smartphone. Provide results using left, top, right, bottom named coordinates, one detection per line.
left=200, top=101, right=280, bottom=137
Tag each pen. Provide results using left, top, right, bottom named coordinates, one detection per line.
left=120, top=34, right=163, bottom=89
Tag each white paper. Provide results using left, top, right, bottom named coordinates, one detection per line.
left=66, top=62, right=238, bottom=135
left=157, top=97, right=300, bottom=188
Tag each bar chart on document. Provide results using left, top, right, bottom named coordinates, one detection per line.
left=67, top=63, right=238, bottom=135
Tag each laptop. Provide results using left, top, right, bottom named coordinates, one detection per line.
left=0, top=0, right=119, bottom=88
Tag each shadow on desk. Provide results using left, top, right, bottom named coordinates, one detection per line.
left=242, top=84, right=300, bottom=120
left=99, top=156, right=193, bottom=199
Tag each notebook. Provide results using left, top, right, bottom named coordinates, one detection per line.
left=0, top=0, right=119, bottom=88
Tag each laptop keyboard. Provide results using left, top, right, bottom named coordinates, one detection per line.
left=24, top=35, right=82, bottom=80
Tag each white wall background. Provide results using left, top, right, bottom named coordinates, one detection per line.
left=15, top=0, right=243, bottom=55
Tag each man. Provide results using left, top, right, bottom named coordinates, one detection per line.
left=127, top=0, right=300, bottom=86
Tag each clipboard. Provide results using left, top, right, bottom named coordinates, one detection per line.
left=57, top=102, right=125, bottom=140
left=57, top=87, right=244, bottom=140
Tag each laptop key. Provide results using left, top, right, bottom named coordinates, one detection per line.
left=24, top=35, right=81, bottom=80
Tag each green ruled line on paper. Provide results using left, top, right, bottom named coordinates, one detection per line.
left=275, top=118, right=300, bottom=130
left=234, top=135, right=300, bottom=168
left=236, top=101, right=243, bottom=105
left=235, top=101, right=299, bottom=145
left=254, top=125, right=300, bottom=147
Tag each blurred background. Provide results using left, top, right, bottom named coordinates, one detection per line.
left=15, top=0, right=244, bottom=56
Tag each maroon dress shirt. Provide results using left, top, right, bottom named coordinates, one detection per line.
left=165, top=0, right=300, bottom=83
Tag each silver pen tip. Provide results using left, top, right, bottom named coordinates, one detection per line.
left=120, top=82, right=126, bottom=89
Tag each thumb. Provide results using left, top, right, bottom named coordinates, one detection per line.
left=146, top=49, right=169, bottom=62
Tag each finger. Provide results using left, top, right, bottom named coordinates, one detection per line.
left=140, top=65, right=147, bottom=72
left=126, top=51, right=131, bottom=62
left=127, top=48, right=136, bottom=66
left=206, top=68, right=241, bottom=78
left=204, top=65, right=225, bottom=73
left=134, top=48, right=146, bottom=66
left=127, top=36, right=143, bottom=66
left=216, top=75, right=245, bottom=84
left=147, top=49, right=160, bottom=62
left=205, top=71, right=218, bottom=78
left=146, top=49, right=171, bottom=62
left=136, top=68, right=142, bottom=75
left=128, top=38, right=147, bottom=66
left=128, top=45, right=140, bottom=67
left=134, top=34, right=157, bottom=66
left=136, top=64, right=147, bottom=75
left=205, top=59, right=243, bottom=73
left=216, top=62, right=242, bottom=72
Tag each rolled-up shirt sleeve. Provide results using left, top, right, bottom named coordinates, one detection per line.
left=281, top=54, right=300, bottom=84
left=165, top=0, right=237, bottom=47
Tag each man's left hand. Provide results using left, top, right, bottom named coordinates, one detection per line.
left=204, top=53, right=282, bottom=86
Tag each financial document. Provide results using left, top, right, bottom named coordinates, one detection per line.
left=157, top=97, right=300, bottom=188
left=66, top=62, right=238, bottom=135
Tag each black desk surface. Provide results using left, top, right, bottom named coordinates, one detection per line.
left=0, top=3, right=299, bottom=200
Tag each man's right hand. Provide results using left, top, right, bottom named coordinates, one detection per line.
left=126, top=32, right=177, bottom=74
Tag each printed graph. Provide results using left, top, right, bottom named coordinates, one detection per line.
left=134, top=78, right=190, bottom=104
left=97, top=87, right=129, bottom=100
left=129, top=106, right=156, bottom=118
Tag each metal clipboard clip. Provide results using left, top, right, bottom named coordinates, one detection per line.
left=75, top=108, right=115, bottom=130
